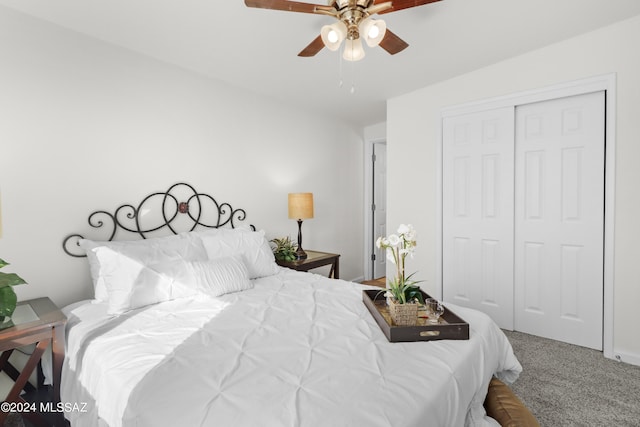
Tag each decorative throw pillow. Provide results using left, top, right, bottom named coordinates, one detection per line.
left=108, top=256, right=253, bottom=312
left=188, top=256, right=253, bottom=297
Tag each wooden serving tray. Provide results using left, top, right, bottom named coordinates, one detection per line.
left=362, top=289, right=470, bottom=342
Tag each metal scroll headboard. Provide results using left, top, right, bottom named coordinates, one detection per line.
left=63, top=182, right=254, bottom=257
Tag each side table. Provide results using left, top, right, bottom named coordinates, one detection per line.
left=276, top=250, right=340, bottom=279
left=0, top=297, right=67, bottom=426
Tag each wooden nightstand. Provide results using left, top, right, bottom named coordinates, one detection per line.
left=0, top=297, right=67, bottom=426
left=276, top=250, right=340, bottom=279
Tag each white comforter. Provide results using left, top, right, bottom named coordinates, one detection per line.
left=61, top=268, right=521, bottom=427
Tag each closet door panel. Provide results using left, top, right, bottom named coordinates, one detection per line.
left=442, top=107, right=515, bottom=329
left=514, top=91, right=605, bottom=350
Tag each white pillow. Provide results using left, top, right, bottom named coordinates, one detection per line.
left=196, top=228, right=279, bottom=279
left=79, top=239, right=110, bottom=302
left=79, top=233, right=208, bottom=309
left=91, top=246, right=192, bottom=314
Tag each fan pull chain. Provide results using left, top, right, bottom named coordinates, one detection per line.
left=336, top=51, right=355, bottom=94
left=350, top=60, right=356, bottom=95
left=338, top=52, right=344, bottom=88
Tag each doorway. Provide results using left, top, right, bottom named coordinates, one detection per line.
left=371, top=142, right=387, bottom=279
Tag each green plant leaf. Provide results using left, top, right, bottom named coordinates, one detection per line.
left=0, top=259, right=8, bottom=269
left=271, top=236, right=297, bottom=261
left=405, top=286, right=425, bottom=305
left=0, top=286, right=17, bottom=318
left=0, top=273, right=27, bottom=289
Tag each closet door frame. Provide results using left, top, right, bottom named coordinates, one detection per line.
left=437, top=73, right=616, bottom=360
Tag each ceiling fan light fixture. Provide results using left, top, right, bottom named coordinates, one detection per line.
left=245, top=0, right=442, bottom=59
left=360, top=17, right=387, bottom=47
left=342, top=37, right=365, bottom=62
left=321, top=21, right=347, bottom=51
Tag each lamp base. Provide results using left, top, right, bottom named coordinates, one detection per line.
left=295, top=247, right=307, bottom=260
left=295, top=219, right=308, bottom=260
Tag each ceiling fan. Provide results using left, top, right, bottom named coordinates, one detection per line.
left=245, top=0, right=443, bottom=61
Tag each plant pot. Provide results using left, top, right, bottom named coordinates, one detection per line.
left=388, top=298, right=418, bottom=326
left=0, top=316, right=13, bottom=330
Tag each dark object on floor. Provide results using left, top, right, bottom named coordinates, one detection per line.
left=3, top=413, right=25, bottom=427
left=484, top=377, right=540, bottom=427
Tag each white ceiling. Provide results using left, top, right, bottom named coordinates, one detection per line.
left=2, top=0, right=640, bottom=127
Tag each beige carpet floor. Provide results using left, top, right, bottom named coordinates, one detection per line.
left=504, top=330, right=640, bottom=427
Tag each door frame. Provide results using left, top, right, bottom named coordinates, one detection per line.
left=437, top=73, right=616, bottom=359
left=363, top=137, right=387, bottom=280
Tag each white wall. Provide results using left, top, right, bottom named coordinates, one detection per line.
left=0, top=6, right=364, bottom=308
left=364, top=122, right=386, bottom=143
left=387, top=15, right=640, bottom=363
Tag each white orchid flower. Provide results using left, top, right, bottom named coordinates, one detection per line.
left=375, top=236, right=383, bottom=249
left=397, top=224, right=410, bottom=235
left=386, top=250, right=396, bottom=264
left=405, top=225, right=417, bottom=240
left=387, top=234, right=400, bottom=246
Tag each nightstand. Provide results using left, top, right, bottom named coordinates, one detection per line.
left=0, top=297, right=67, bottom=426
left=276, top=250, right=340, bottom=279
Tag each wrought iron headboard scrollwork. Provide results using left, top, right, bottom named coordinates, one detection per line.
left=63, top=182, right=255, bottom=257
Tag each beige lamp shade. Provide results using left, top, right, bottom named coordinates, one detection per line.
left=288, top=193, right=314, bottom=220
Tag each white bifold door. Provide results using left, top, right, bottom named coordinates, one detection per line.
left=443, top=91, right=605, bottom=350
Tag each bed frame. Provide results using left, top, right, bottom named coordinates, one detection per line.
left=62, top=182, right=254, bottom=257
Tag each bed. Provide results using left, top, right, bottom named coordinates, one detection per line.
left=58, top=183, right=522, bottom=427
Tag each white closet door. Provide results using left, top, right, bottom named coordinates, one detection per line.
left=442, top=107, right=515, bottom=329
left=514, top=91, right=605, bottom=350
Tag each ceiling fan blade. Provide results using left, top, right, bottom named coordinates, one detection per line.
left=366, top=1, right=393, bottom=15
left=245, top=0, right=335, bottom=14
left=377, top=0, right=442, bottom=15
left=378, top=29, right=409, bottom=54
left=298, top=35, right=325, bottom=57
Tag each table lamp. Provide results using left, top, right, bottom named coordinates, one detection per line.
left=288, top=193, right=314, bottom=260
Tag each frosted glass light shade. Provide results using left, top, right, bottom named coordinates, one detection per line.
left=343, top=38, right=366, bottom=61
left=288, top=193, right=314, bottom=220
left=321, top=21, right=347, bottom=51
left=360, top=17, right=387, bottom=47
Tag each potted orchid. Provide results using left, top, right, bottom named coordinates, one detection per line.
left=376, top=224, right=424, bottom=325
